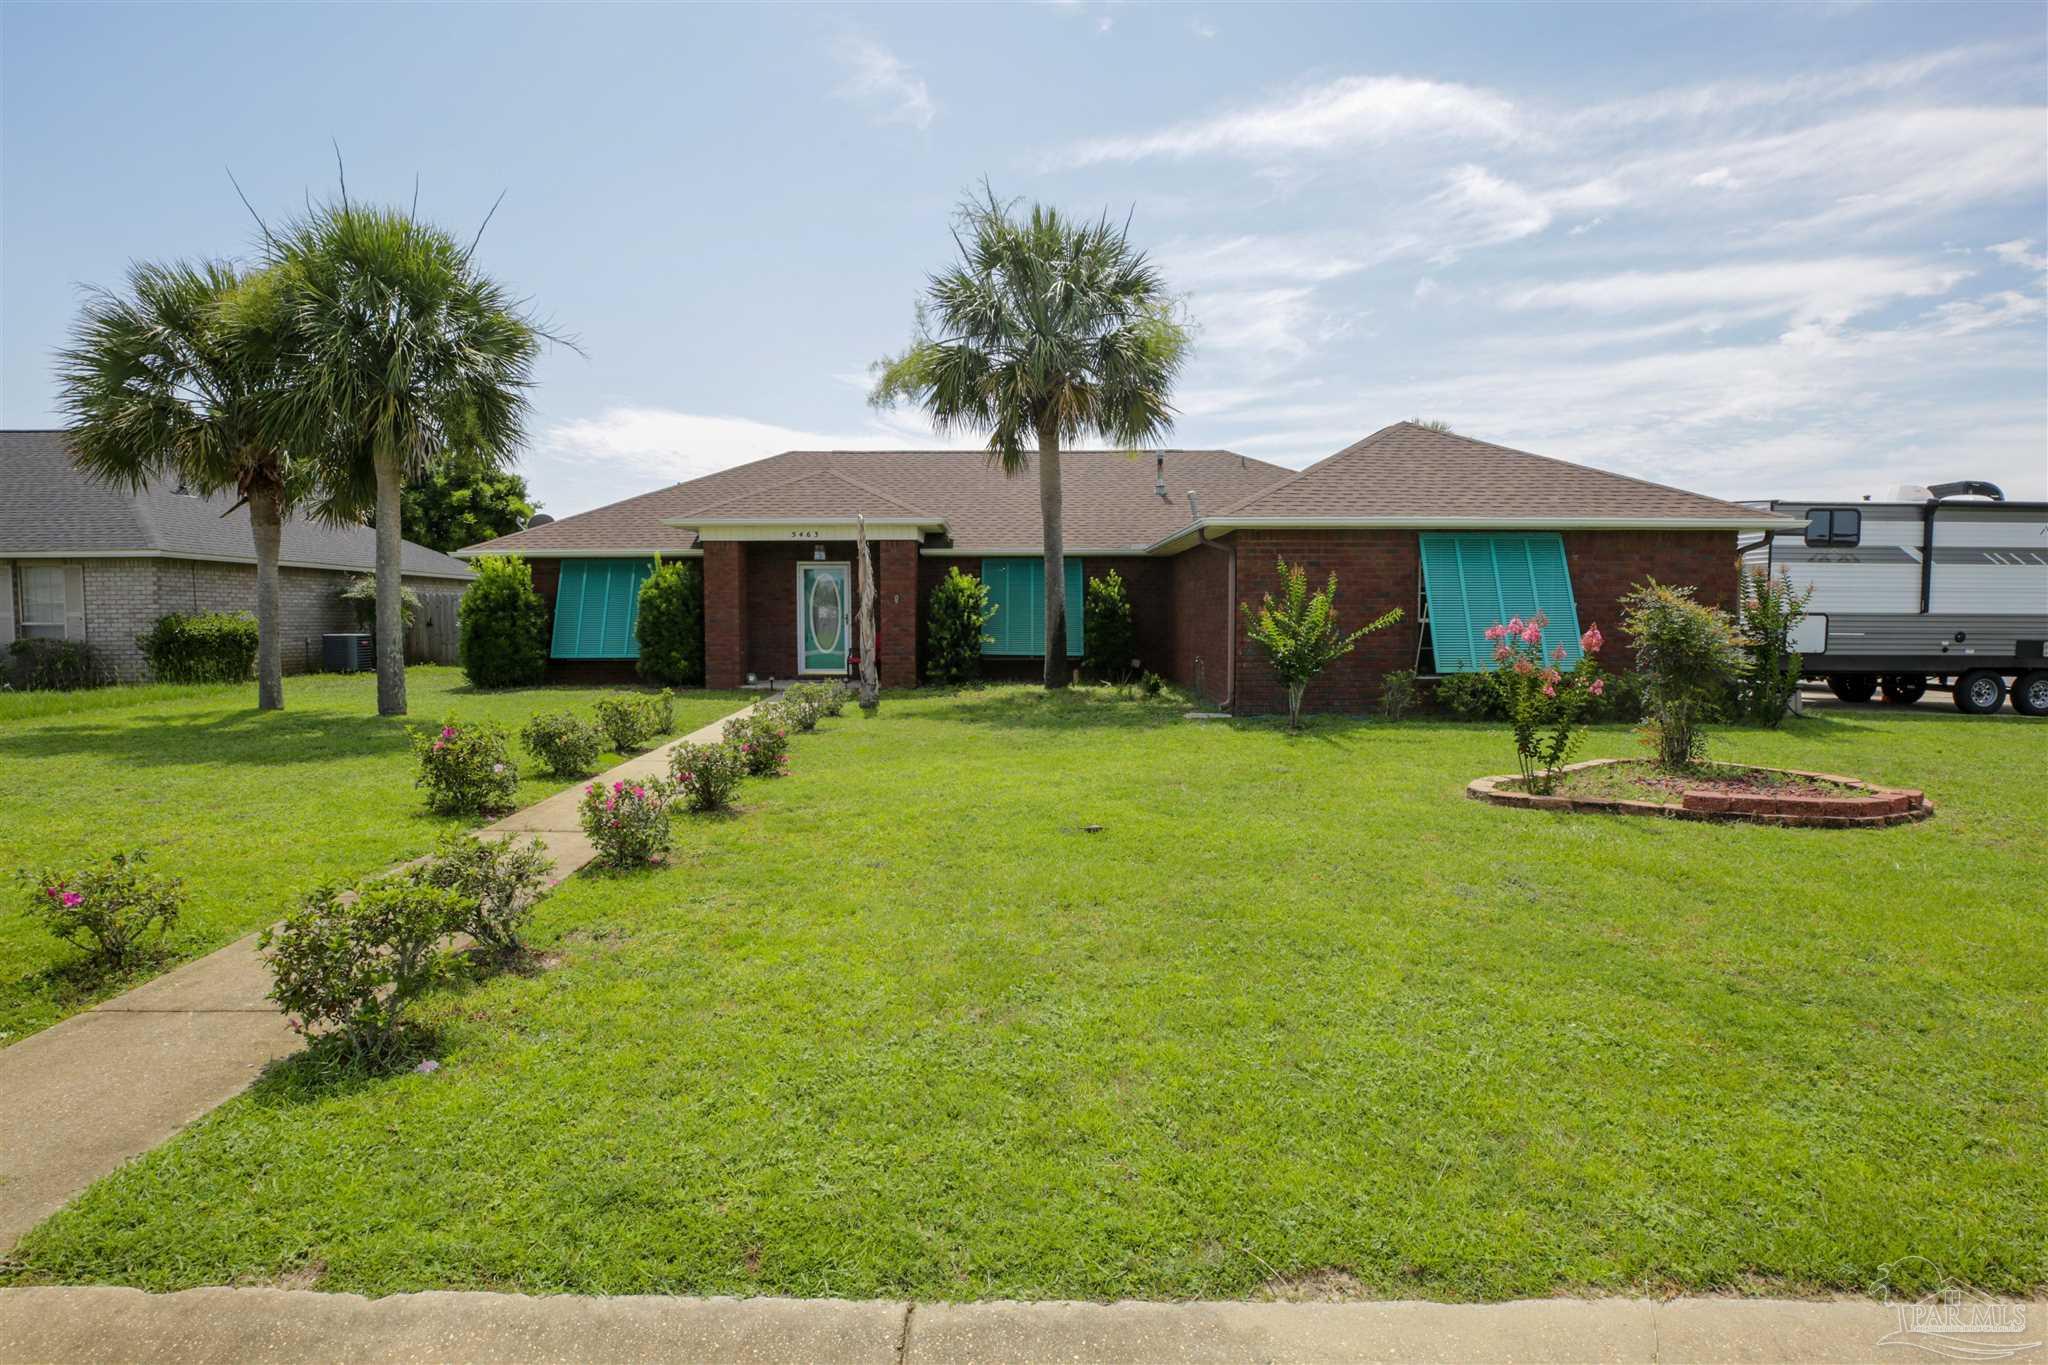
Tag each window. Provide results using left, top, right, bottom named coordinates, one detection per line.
left=980, top=557, right=1085, bottom=658
left=1416, top=533, right=1583, bottom=674
left=1804, top=508, right=1861, bottom=547
left=18, top=565, right=68, bottom=640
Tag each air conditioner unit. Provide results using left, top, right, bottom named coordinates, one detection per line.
left=321, top=633, right=377, bottom=674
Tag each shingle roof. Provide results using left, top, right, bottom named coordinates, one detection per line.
left=1215, top=422, right=1771, bottom=523
left=0, top=430, right=475, bottom=578
left=461, top=448, right=1295, bottom=556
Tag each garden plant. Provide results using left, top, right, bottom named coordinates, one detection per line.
left=1239, top=558, right=1402, bottom=730
left=458, top=555, right=550, bottom=689
left=15, top=850, right=184, bottom=970
left=579, top=778, right=677, bottom=868
left=401, top=833, right=555, bottom=955
left=1736, top=567, right=1814, bottom=726
left=668, top=741, right=747, bottom=814
left=1622, top=580, right=1749, bottom=769
left=594, top=696, right=653, bottom=753
left=635, top=557, right=705, bottom=687
left=412, top=717, right=521, bottom=814
left=1083, top=568, right=1138, bottom=686
left=924, top=566, right=997, bottom=685
left=725, top=708, right=792, bottom=776
left=136, top=613, right=259, bottom=684
left=1482, top=614, right=1607, bottom=793
left=520, top=711, right=605, bottom=779
left=639, top=687, right=678, bottom=738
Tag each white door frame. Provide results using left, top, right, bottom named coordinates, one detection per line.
left=796, top=560, right=851, bottom=675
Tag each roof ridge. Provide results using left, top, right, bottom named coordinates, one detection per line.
left=1208, top=423, right=1401, bottom=517
left=686, top=464, right=932, bottom=518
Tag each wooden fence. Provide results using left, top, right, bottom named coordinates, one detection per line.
left=406, top=590, right=464, bottom=665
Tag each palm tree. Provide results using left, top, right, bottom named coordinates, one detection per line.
left=57, top=261, right=309, bottom=710
left=262, top=199, right=549, bottom=716
left=872, top=186, right=1190, bottom=689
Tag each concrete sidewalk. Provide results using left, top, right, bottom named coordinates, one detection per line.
left=0, top=701, right=756, bottom=1253
left=4, top=1286, right=2039, bottom=1364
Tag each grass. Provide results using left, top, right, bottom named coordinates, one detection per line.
left=5, top=688, right=2044, bottom=1303
left=0, top=668, right=749, bottom=1042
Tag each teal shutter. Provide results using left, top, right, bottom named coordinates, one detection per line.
left=1417, top=534, right=1582, bottom=673
left=549, top=559, right=654, bottom=659
left=980, top=557, right=1085, bottom=657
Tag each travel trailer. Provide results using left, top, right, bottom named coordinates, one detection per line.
left=1742, top=482, right=2048, bottom=715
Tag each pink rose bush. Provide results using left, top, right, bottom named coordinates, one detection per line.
left=724, top=706, right=793, bottom=777
left=578, top=777, right=678, bottom=869
left=411, top=716, right=521, bottom=814
left=15, top=849, right=184, bottom=968
left=1482, top=614, right=1608, bottom=793
left=668, top=740, right=747, bottom=814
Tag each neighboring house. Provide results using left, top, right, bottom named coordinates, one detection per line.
left=1, top=430, right=475, bottom=682
left=458, top=422, right=1801, bottom=714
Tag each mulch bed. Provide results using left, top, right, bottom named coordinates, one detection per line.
left=1468, top=758, right=1933, bottom=828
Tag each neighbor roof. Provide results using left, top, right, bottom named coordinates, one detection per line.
left=0, top=430, right=475, bottom=578
left=460, top=448, right=1295, bottom=556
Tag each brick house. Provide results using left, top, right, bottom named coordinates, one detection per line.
left=457, top=423, right=1799, bottom=714
left=1, top=430, right=475, bottom=682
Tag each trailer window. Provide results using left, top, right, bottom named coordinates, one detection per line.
left=1804, top=508, right=1860, bottom=547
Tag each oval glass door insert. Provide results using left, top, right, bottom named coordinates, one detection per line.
left=809, top=573, right=843, bottom=652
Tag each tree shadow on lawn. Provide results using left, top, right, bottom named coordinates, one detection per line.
left=938, top=686, right=1216, bottom=732
left=0, top=709, right=415, bottom=770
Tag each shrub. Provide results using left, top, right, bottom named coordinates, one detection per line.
left=15, top=850, right=183, bottom=968
left=595, top=695, right=652, bottom=752
left=1482, top=615, right=1607, bottom=794
left=262, top=880, right=470, bottom=1062
left=725, top=706, right=791, bottom=776
left=339, top=575, right=419, bottom=630
left=635, top=557, right=704, bottom=687
left=521, top=711, right=604, bottom=778
left=780, top=683, right=830, bottom=732
left=639, top=687, right=677, bottom=738
left=411, top=716, right=520, bottom=813
left=402, top=833, right=554, bottom=954
left=458, top=555, right=549, bottom=689
left=817, top=681, right=851, bottom=717
left=1239, top=558, right=1403, bottom=731
left=5, top=638, right=104, bottom=691
left=1378, top=669, right=1420, bottom=719
left=1621, top=580, right=1748, bottom=769
left=136, top=611, right=258, bottom=683
left=925, top=566, right=996, bottom=685
left=1083, top=568, right=1139, bottom=684
left=579, top=777, right=677, bottom=868
left=1140, top=670, right=1166, bottom=697
left=669, top=740, right=747, bottom=813
left=1433, top=671, right=1502, bottom=720
left=1736, top=567, right=1813, bottom=726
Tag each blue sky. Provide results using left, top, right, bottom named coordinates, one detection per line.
left=4, top=2, right=2044, bottom=516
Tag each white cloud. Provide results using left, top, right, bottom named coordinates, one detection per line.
left=1989, top=238, right=2048, bottom=271
left=1424, top=165, right=1553, bottom=262
left=1500, top=257, right=1969, bottom=328
left=1155, top=233, right=1370, bottom=287
left=1691, top=166, right=1740, bottom=189
left=1564, top=44, right=1999, bottom=130
left=1412, top=277, right=1440, bottom=302
left=1056, top=75, right=1522, bottom=167
left=1190, top=18, right=1217, bottom=39
left=832, top=35, right=935, bottom=130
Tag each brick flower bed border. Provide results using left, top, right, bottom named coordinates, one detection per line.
left=1467, top=758, right=1934, bottom=828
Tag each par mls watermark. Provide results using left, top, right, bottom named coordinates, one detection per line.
left=1876, top=1263, right=2041, bottom=1361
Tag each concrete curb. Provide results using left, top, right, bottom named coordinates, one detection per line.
left=3, top=1287, right=2041, bottom=1364
left=0, top=699, right=757, bottom=1253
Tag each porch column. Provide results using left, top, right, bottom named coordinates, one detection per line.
left=703, top=541, right=747, bottom=689
left=877, top=540, right=919, bottom=689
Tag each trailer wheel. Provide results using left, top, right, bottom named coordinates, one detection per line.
left=2013, top=670, right=2048, bottom=717
left=1826, top=673, right=1877, bottom=704
left=1952, top=669, right=2007, bottom=715
left=1881, top=674, right=1928, bottom=705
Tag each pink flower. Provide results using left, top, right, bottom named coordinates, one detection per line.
left=777, top=754, right=789, bottom=764
left=1506, top=616, right=1523, bottom=634
left=613, top=781, right=625, bottom=793
left=1483, top=624, right=1506, bottom=641
left=1521, top=623, right=1543, bottom=645
left=1543, top=668, right=1561, bottom=685
left=60, top=891, right=83, bottom=908
left=1541, top=683, right=1557, bottom=698
left=1552, top=645, right=1566, bottom=662
left=1581, top=625, right=1604, bottom=652
left=43, top=886, right=61, bottom=901
left=680, top=770, right=694, bottom=783
left=1493, top=644, right=1511, bottom=661
left=632, top=786, right=645, bottom=799
left=492, top=763, right=507, bottom=774
left=432, top=739, right=445, bottom=751
left=742, top=743, right=753, bottom=752
left=440, top=726, right=456, bottom=740
left=586, top=783, right=600, bottom=795
left=416, top=1059, right=441, bottom=1075
left=1589, top=678, right=1606, bottom=697
left=1513, top=658, right=1534, bottom=675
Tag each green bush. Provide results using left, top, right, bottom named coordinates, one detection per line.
left=137, top=612, right=257, bottom=683
left=595, top=696, right=652, bottom=752
left=1621, top=580, right=1748, bottom=769
left=1736, top=567, right=1813, bottom=726
left=339, top=575, right=420, bottom=630
left=635, top=557, right=704, bottom=687
left=780, top=682, right=834, bottom=732
left=262, top=879, right=469, bottom=1063
left=816, top=681, right=851, bottom=717
left=1583, top=669, right=1647, bottom=723
left=5, top=638, right=103, bottom=691
left=579, top=777, right=676, bottom=869
left=725, top=706, right=791, bottom=776
left=1140, top=670, right=1165, bottom=697
left=1379, top=669, right=1420, bottom=719
left=458, top=555, right=549, bottom=689
left=411, top=716, right=520, bottom=813
left=925, top=566, right=996, bottom=685
left=1433, top=672, right=1501, bottom=720
left=639, top=687, right=676, bottom=737
left=520, top=711, right=604, bottom=778
left=1239, top=558, right=1402, bottom=731
left=401, top=833, right=554, bottom=955
left=15, top=849, right=183, bottom=968
left=1083, top=569, right=1138, bottom=684
left=668, top=740, right=746, bottom=813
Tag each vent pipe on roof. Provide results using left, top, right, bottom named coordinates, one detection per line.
left=1187, top=491, right=1201, bottom=522
left=1155, top=451, right=1167, bottom=498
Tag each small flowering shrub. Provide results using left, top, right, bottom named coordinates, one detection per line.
left=594, top=695, right=653, bottom=753
left=579, top=777, right=677, bottom=868
left=15, top=850, right=184, bottom=968
left=402, top=833, right=555, bottom=953
left=521, top=711, right=605, bottom=778
left=1483, top=613, right=1607, bottom=794
left=779, top=684, right=827, bottom=733
left=668, top=740, right=747, bottom=813
left=639, top=687, right=678, bottom=738
left=725, top=707, right=792, bottom=777
left=1622, top=580, right=1748, bottom=769
left=412, top=717, right=520, bottom=813
left=262, top=880, right=472, bottom=1063
left=817, top=682, right=852, bottom=717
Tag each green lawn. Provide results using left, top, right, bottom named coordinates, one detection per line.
left=0, top=668, right=749, bottom=1041
left=6, top=688, right=2043, bottom=1302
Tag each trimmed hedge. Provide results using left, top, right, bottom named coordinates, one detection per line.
left=137, top=612, right=258, bottom=683
left=635, top=558, right=704, bottom=687
left=459, top=555, right=549, bottom=689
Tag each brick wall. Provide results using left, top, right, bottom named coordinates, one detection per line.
left=877, top=540, right=919, bottom=688
left=1231, top=531, right=1421, bottom=717
left=1561, top=530, right=1738, bottom=668
left=703, top=542, right=747, bottom=689
left=1168, top=541, right=1231, bottom=705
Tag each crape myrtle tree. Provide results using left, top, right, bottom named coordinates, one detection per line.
left=872, top=184, right=1190, bottom=689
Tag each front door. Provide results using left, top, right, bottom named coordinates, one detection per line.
left=798, top=562, right=850, bottom=674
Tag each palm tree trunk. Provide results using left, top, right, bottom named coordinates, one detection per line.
left=373, top=447, right=408, bottom=716
left=1037, top=418, right=1067, bottom=690
left=248, top=481, right=286, bottom=711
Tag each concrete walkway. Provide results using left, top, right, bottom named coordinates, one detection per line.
left=3, top=1286, right=2039, bottom=1363
left=0, top=701, right=756, bottom=1253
